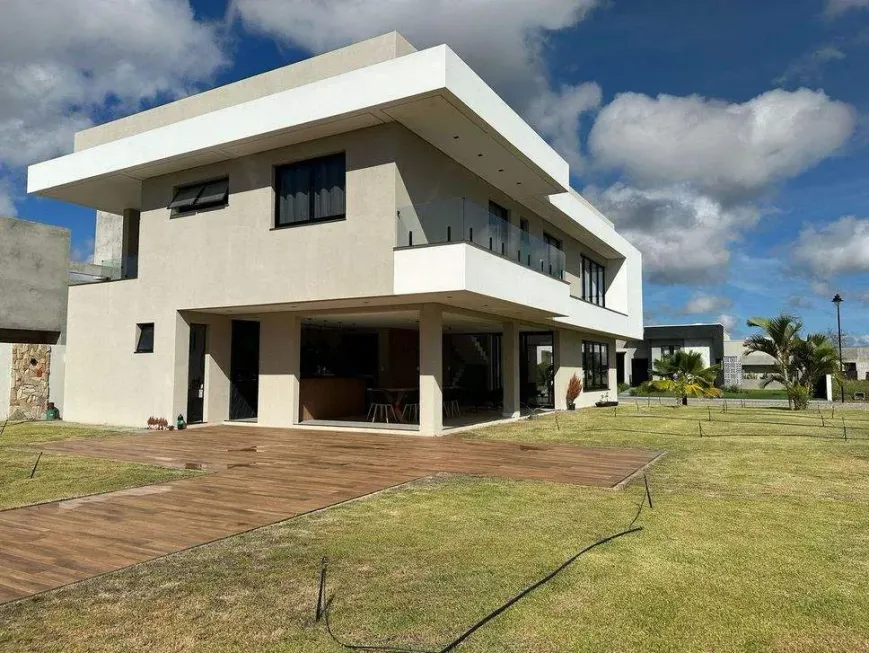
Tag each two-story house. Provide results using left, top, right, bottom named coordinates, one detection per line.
left=27, top=32, right=642, bottom=435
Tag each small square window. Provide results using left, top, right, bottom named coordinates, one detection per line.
left=135, top=323, right=155, bottom=353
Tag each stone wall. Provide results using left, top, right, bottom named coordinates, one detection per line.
left=8, top=344, right=51, bottom=420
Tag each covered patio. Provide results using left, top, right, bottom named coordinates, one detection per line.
left=184, top=304, right=564, bottom=435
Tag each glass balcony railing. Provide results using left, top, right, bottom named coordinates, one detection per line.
left=396, top=198, right=565, bottom=280
left=95, top=256, right=138, bottom=281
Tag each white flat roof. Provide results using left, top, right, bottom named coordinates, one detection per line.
left=28, top=45, right=569, bottom=212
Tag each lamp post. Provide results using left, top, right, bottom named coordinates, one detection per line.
left=832, top=294, right=845, bottom=403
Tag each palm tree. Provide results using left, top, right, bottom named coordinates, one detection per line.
left=744, top=314, right=803, bottom=409
left=793, top=333, right=840, bottom=390
left=641, top=350, right=721, bottom=406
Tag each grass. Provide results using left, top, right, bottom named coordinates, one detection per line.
left=628, top=387, right=790, bottom=399
left=1, top=407, right=869, bottom=652
left=834, top=378, right=869, bottom=400
left=0, top=421, right=202, bottom=510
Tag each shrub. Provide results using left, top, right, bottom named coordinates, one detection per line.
left=617, top=382, right=630, bottom=394
left=566, top=374, right=583, bottom=404
left=790, top=384, right=810, bottom=410
left=723, top=385, right=742, bottom=394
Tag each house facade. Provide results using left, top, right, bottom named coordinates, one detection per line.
left=28, top=33, right=643, bottom=434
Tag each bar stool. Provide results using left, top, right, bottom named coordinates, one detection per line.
left=367, top=389, right=398, bottom=423
left=401, top=389, right=420, bottom=423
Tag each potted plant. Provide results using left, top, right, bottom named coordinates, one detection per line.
left=595, top=392, right=619, bottom=408
left=566, top=374, right=582, bottom=410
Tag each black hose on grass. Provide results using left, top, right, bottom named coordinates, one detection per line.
left=317, top=475, right=653, bottom=652
left=29, top=452, right=42, bottom=479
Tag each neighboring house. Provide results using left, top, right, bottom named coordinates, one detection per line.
left=27, top=32, right=643, bottom=434
left=0, top=216, right=70, bottom=420
left=618, top=324, right=727, bottom=387
left=841, top=347, right=869, bottom=381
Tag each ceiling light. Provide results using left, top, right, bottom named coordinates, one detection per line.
left=453, top=135, right=459, bottom=139
left=498, top=169, right=504, bottom=172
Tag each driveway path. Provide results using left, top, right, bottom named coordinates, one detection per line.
left=0, top=425, right=661, bottom=603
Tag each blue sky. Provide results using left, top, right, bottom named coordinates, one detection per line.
left=3, top=0, right=869, bottom=342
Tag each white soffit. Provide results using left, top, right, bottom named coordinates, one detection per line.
left=27, top=45, right=570, bottom=209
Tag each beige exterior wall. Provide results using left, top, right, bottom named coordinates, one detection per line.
left=554, top=330, right=617, bottom=410
left=74, top=32, right=417, bottom=151
left=64, top=122, right=623, bottom=427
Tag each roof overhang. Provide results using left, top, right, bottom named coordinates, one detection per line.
left=28, top=46, right=570, bottom=214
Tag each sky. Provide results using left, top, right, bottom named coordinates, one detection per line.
left=2, top=0, right=869, bottom=343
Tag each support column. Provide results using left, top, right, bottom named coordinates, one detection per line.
left=554, top=329, right=583, bottom=410
left=121, top=209, right=140, bottom=279
left=204, top=316, right=231, bottom=423
left=170, top=312, right=191, bottom=422
left=258, top=313, right=301, bottom=427
left=502, top=321, right=520, bottom=418
left=419, top=305, right=443, bottom=435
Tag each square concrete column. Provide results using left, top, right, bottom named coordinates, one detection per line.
left=258, top=313, right=301, bottom=427
left=171, top=312, right=191, bottom=421
left=419, top=305, right=443, bottom=435
left=554, top=329, right=583, bottom=410
left=204, top=316, right=231, bottom=424
left=502, top=321, right=521, bottom=418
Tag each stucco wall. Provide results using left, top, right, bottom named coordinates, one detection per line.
left=0, top=217, right=70, bottom=341
left=74, top=32, right=417, bottom=151
left=554, top=329, right=617, bottom=409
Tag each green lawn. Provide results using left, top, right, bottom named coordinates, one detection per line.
left=0, top=421, right=202, bottom=510
left=1, top=408, right=869, bottom=652
left=628, top=388, right=791, bottom=400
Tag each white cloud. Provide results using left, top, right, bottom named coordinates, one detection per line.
left=790, top=216, right=869, bottom=278
left=826, top=0, right=869, bottom=16
left=586, top=183, right=760, bottom=285
left=717, top=314, right=739, bottom=333
left=589, top=88, right=856, bottom=200
left=231, top=0, right=602, bottom=165
left=0, top=178, right=17, bottom=216
left=681, top=294, right=734, bottom=314
left=0, top=0, right=227, bottom=211
left=775, top=46, right=846, bottom=85
left=527, top=82, right=601, bottom=169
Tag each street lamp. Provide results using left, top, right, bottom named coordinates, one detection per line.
left=832, top=294, right=845, bottom=403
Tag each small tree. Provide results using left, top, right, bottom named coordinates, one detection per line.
left=566, top=374, right=582, bottom=409
left=745, top=315, right=841, bottom=410
left=641, top=350, right=721, bottom=406
left=744, top=314, right=802, bottom=409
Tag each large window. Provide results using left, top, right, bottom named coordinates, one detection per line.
left=582, top=255, right=606, bottom=307
left=168, top=178, right=228, bottom=214
left=275, top=153, right=346, bottom=227
left=583, top=340, right=609, bottom=391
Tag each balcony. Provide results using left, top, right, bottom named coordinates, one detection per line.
left=396, top=198, right=565, bottom=280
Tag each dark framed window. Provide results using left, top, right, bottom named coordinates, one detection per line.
left=135, top=323, right=155, bottom=353
left=583, top=340, right=609, bottom=391
left=168, top=178, right=228, bottom=214
left=543, top=232, right=563, bottom=251
left=275, top=153, right=346, bottom=227
left=488, top=201, right=509, bottom=221
left=581, top=255, right=606, bottom=307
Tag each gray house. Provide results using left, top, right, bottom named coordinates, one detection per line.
left=0, top=216, right=71, bottom=420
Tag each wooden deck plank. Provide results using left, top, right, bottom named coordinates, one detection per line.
left=0, top=425, right=661, bottom=604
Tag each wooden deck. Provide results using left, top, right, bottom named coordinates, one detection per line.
left=0, top=425, right=662, bottom=603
